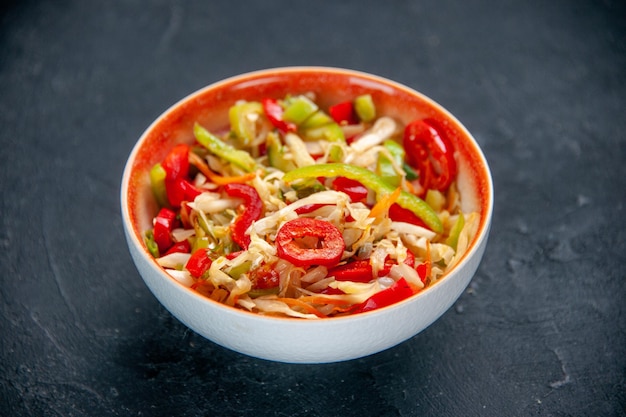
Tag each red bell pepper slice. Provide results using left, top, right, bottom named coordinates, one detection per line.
left=416, top=262, right=429, bottom=284
left=164, top=239, right=191, bottom=255
left=162, top=144, right=189, bottom=180
left=294, top=203, right=330, bottom=215
left=331, top=176, right=369, bottom=203
left=329, top=100, right=358, bottom=125
left=320, top=286, right=345, bottom=295
left=329, top=260, right=373, bottom=282
left=161, top=144, right=201, bottom=207
left=403, top=119, right=457, bottom=192
left=186, top=248, right=213, bottom=279
left=262, top=98, right=297, bottom=133
left=225, top=250, right=244, bottom=260
left=170, top=178, right=203, bottom=208
left=378, top=250, right=416, bottom=276
left=389, top=203, right=429, bottom=229
left=153, top=207, right=178, bottom=254
left=356, top=278, right=414, bottom=313
left=275, top=217, right=345, bottom=267
left=331, top=250, right=416, bottom=282
left=223, top=183, right=263, bottom=250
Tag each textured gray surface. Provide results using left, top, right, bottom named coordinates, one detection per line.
left=1, top=1, right=625, bottom=416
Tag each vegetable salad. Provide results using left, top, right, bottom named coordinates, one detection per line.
left=145, top=92, right=479, bottom=319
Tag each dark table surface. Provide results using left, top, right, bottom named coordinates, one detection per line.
left=2, top=1, right=625, bottom=416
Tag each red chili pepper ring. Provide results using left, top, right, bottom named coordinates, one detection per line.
left=275, top=217, right=345, bottom=267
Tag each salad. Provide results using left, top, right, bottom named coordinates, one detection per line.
left=144, top=92, right=478, bottom=319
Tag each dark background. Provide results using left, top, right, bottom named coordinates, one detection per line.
left=1, top=1, right=625, bottom=416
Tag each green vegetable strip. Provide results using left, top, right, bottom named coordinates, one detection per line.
left=266, top=131, right=296, bottom=172
left=354, top=94, right=376, bottom=122
left=144, top=230, right=160, bottom=258
left=149, top=162, right=169, bottom=208
left=229, top=101, right=263, bottom=145
left=445, top=212, right=465, bottom=250
left=377, top=140, right=405, bottom=187
left=282, top=163, right=443, bottom=233
left=282, top=95, right=319, bottom=124
left=193, top=123, right=257, bottom=172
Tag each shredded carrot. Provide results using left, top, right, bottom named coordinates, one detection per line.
left=369, top=187, right=402, bottom=219
left=189, top=152, right=257, bottom=185
left=424, top=240, right=432, bottom=283
left=298, top=295, right=354, bottom=307
left=191, top=280, right=216, bottom=298
left=275, top=297, right=328, bottom=318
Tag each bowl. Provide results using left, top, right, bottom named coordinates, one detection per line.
left=120, top=67, right=493, bottom=363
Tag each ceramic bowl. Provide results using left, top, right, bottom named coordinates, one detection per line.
left=120, top=67, right=493, bottom=363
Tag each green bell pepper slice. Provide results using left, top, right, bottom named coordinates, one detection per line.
left=354, top=94, right=376, bottom=122
left=301, top=122, right=345, bottom=162
left=282, top=95, right=319, bottom=125
left=299, top=110, right=334, bottom=130
left=266, top=131, right=297, bottom=172
left=229, top=101, right=263, bottom=146
left=228, top=260, right=252, bottom=279
left=144, top=230, right=160, bottom=258
left=282, top=163, right=443, bottom=233
left=302, top=122, right=345, bottom=143
left=445, top=212, right=465, bottom=250
left=149, top=162, right=169, bottom=208
left=193, top=123, right=258, bottom=172
left=376, top=140, right=405, bottom=187
left=425, top=189, right=446, bottom=212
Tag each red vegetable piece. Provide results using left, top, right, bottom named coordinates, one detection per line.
left=329, top=260, right=374, bottom=283
left=329, top=101, right=358, bottom=125
left=404, top=250, right=416, bottom=268
left=403, top=119, right=457, bottom=192
left=356, top=278, right=414, bottom=313
left=332, top=177, right=368, bottom=203
left=332, top=250, right=416, bottom=282
left=295, top=203, right=330, bottom=215
left=153, top=207, right=178, bottom=253
left=166, top=178, right=202, bottom=208
left=186, top=248, right=213, bottom=279
left=416, top=262, right=428, bottom=283
left=162, top=144, right=190, bottom=180
left=164, top=240, right=191, bottom=255
left=320, top=286, right=345, bottom=295
left=223, top=183, right=263, bottom=250
left=162, top=144, right=194, bottom=207
left=275, top=217, right=345, bottom=267
left=164, top=179, right=184, bottom=208
left=249, top=262, right=280, bottom=290
left=262, top=98, right=297, bottom=133
left=225, top=250, right=244, bottom=260
left=389, top=203, right=429, bottom=230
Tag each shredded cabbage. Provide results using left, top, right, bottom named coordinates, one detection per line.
left=148, top=92, right=480, bottom=319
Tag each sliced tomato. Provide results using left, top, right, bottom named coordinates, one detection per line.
left=403, top=119, right=456, bottom=192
